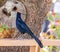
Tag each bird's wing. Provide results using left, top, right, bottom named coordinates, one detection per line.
left=17, top=21, right=31, bottom=32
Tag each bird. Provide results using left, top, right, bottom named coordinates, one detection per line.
left=16, top=12, right=43, bottom=48
left=12, top=6, right=43, bottom=48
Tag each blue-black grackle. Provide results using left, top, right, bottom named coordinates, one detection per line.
left=13, top=6, right=43, bottom=48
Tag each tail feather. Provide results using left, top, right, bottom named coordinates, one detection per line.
left=27, top=30, right=43, bottom=48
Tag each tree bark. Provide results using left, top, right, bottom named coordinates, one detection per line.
left=0, top=0, right=52, bottom=52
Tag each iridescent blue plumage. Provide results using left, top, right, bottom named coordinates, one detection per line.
left=16, top=12, right=43, bottom=48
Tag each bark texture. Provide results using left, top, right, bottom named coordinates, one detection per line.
left=0, top=0, right=52, bottom=52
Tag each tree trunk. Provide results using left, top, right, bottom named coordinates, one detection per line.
left=0, top=0, right=52, bottom=52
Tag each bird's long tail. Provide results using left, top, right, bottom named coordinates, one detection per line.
left=27, top=30, right=43, bottom=48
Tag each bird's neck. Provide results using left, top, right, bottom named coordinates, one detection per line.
left=16, top=12, right=23, bottom=21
